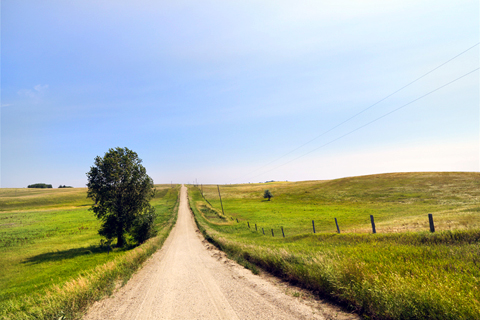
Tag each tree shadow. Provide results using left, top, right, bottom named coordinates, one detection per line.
left=22, top=245, right=116, bottom=265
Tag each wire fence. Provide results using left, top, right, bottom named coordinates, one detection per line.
left=192, top=185, right=457, bottom=238
left=235, top=213, right=437, bottom=238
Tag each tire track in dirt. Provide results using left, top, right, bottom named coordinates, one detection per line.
left=83, top=185, right=359, bottom=319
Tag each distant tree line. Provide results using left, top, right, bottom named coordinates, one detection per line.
left=58, top=185, right=73, bottom=188
left=27, top=183, right=53, bottom=188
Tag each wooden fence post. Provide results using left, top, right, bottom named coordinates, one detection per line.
left=255, top=224, right=257, bottom=231
left=247, top=222, right=250, bottom=228
left=428, top=214, right=435, bottom=232
left=262, top=228, right=265, bottom=235
left=370, top=215, right=376, bottom=234
left=281, top=226, right=285, bottom=238
left=335, top=218, right=340, bottom=234
left=271, top=229, right=274, bottom=237
left=312, top=220, right=316, bottom=233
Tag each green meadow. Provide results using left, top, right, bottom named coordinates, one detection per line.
left=0, top=185, right=180, bottom=319
left=190, top=172, right=480, bottom=319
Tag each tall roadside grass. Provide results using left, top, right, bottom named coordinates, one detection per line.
left=188, top=173, right=480, bottom=319
left=0, top=185, right=180, bottom=320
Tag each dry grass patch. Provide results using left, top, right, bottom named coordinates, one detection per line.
left=188, top=173, right=480, bottom=319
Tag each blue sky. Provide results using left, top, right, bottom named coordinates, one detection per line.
left=1, top=0, right=479, bottom=188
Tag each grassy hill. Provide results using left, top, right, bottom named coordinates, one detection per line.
left=199, top=172, right=479, bottom=234
left=189, top=172, right=480, bottom=319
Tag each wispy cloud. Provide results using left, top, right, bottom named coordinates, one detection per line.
left=34, top=84, right=49, bottom=93
left=17, top=84, right=49, bottom=101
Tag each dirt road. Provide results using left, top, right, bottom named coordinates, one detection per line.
left=84, top=185, right=358, bottom=319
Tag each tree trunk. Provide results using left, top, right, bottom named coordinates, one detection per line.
left=116, top=222, right=125, bottom=247
left=116, top=234, right=125, bottom=247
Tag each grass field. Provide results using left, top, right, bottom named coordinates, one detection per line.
left=189, top=172, right=480, bottom=319
left=0, top=184, right=180, bottom=319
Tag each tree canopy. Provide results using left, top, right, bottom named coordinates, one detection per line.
left=86, top=147, right=155, bottom=247
left=28, top=183, right=52, bottom=188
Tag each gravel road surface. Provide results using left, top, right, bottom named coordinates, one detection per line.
left=83, top=185, right=358, bottom=319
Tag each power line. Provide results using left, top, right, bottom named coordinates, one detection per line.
left=239, top=67, right=479, bottom=183
left=228, top=42, right=480, bottom=183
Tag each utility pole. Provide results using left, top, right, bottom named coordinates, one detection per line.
left=217, top=185, right=225, bottom=216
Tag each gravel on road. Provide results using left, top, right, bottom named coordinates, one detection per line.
left=83, top=185, right=359, bottom=320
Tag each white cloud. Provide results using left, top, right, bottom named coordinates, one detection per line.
left=17, top=84, right=49, bottom=100
left=17, top=88, right=36, bottom=98
left=34, top=84, right=49, bottom=93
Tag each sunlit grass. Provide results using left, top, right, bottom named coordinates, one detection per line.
left=0, top=187, right=91, bottom=212
left=199, top=172, right=480, bottom=235
left=189, top=172, right=480, bottom=319
left=0, top=184, right=180, bottom=319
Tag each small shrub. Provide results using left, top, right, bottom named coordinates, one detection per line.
left=263, top=189, right=273, bottom=201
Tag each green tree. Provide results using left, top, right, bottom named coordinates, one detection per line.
left=130, top=206, right=157, bottom=244
left=263, top=189, right=273, bottom=201
left=86, top=147, right=155, bottom=247
left=28, top=183, right=52, bottom=188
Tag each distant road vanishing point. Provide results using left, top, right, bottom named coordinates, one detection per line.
left=83, top=185, right=357, bottom=320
